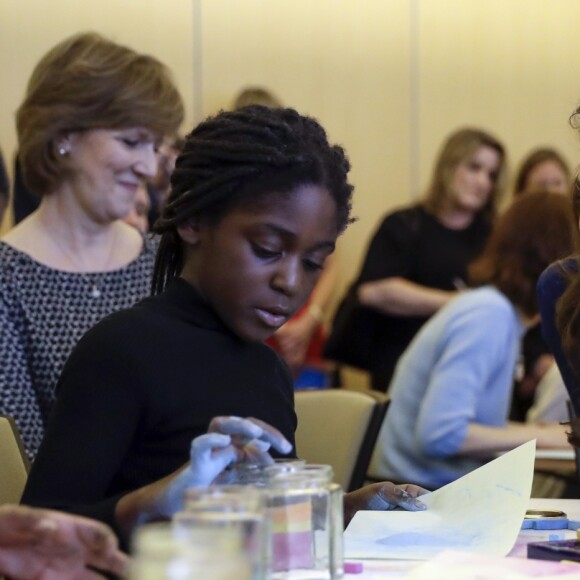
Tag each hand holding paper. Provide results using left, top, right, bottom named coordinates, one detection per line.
left=344, top=483, right=428, bottom=526
left=345, top=440, right=536, bottom=560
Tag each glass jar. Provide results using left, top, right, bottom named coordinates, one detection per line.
left=130, top=522, right=251, bottom=580
left=180, top=485, right=268, bottom=579
left=214, top=458, right=306, bottom=486
left=264, top=468, right=343, bottom=579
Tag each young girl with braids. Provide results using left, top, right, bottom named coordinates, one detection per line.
left=22, top=105, right=426, bottom=547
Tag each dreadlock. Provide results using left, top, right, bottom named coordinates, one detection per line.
left=152, top=105, right=354, bottom=294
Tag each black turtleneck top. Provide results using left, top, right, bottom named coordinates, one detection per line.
left=22, top=278, right=296, bottom=536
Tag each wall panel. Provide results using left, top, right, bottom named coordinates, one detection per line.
left=417, top=0, right=580, bottom=197
left=201, top=0, right=413, bottom=307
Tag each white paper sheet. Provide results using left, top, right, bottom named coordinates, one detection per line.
left=344, top=440, right=536, bottom=560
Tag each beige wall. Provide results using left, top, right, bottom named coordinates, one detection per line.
left=201, top=0, right=412, bottom=314
left=3, top=1, right=580, bottom=388
left=416, top=0, right=580, bottom=198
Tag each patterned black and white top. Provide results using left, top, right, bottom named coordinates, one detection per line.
left=0, top=236, right=157, bottom=457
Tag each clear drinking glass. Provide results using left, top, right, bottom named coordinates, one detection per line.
left=180, top=485, right=269, bottom=579
left=130, top=522, right=251, bottom=580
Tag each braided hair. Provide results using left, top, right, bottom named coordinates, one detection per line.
left=152, top=105, right=354, bottom=294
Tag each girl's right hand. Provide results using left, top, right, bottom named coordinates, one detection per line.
left=207, top=416, right=293, bottom=465
left=138, top=417, right=293, bottom=521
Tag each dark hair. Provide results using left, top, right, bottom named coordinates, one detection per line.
left=469, top=191, right=577, bottom=317
left=17, top=32, right=184, bottom=194
left=513, top=148, right=570, bottom=196
left=152, top=105, right=354, bottom=294
left=423, top=127, right=507, bottom=223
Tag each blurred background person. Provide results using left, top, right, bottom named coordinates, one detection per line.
left=369, top=191, right=575, bottom=490
left=0, top=31, right=183, bottom=458
left=514, top=147, right=571, bottom=196
left=510, top=149, right=571, bottom=421
left=123, top=180, right=151, bottom=233
left=12, top=154, right=40, bottom=224
left=146, top=133, right=182, bottom=227
left=525, top=362, right=569, bottom=424
left=232, top=85, right=282, bottom=109
left=336, top=127, right=507, bottom=391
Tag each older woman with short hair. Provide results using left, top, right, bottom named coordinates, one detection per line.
left=0, top=32, right=183, bottom=457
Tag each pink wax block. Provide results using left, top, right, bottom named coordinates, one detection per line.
left=344, top=561, right=364, bottom=574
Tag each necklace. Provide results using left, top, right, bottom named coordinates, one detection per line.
left=89, top=280, right=102, bottom=299
left=42, top=223, right=122, bottom=298
left=51, top=228, right=119, bottom=269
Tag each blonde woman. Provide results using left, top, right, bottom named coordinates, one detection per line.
left=353, top=128, right=507, bottom=390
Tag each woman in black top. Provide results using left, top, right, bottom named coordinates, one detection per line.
left=354, top=128, right=507, bottom=390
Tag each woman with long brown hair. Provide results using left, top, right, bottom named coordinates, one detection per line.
left=347, top=127, right=507, bottom=391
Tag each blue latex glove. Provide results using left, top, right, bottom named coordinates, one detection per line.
left=150, top=417, right=293, bottom=517
left=207, top=416, right=293, bottom=465
left=344, top=482, right=428, bottom=526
